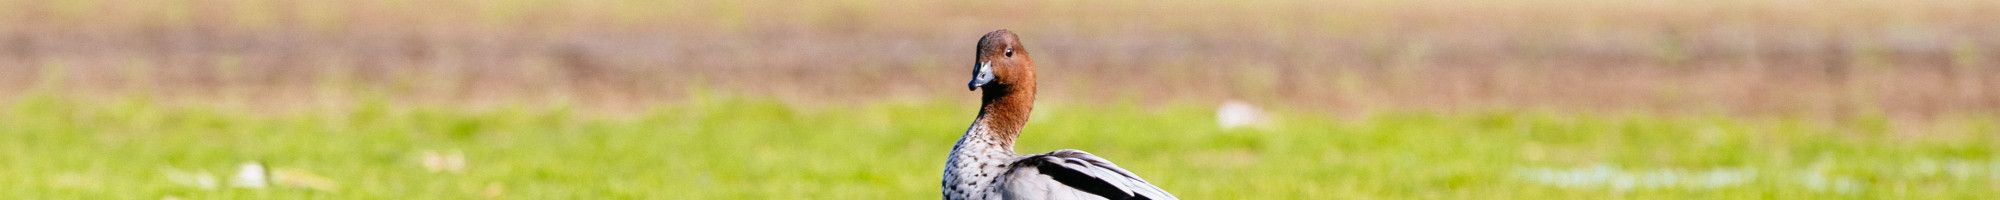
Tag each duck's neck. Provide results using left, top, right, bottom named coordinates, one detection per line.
left=968, top=85, right=1034, bottom=149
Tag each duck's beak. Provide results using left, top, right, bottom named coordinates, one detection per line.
left=968, top=61, right=994, bottom=91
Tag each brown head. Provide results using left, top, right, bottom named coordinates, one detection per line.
left=968, top=29, right=1035, bottom=93
left=968, top=29, right=1037, bottom=140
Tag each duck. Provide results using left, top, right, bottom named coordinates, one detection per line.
left=942, top=29, right=1177, bottom=200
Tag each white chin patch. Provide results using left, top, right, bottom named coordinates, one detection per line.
left=979, top=61, right=993, bottom=76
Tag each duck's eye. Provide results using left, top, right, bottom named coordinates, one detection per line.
left=1004, top=48, right=1014, bottom=57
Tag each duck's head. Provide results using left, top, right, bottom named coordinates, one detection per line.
left=968, top=29, right=1034, bottom=91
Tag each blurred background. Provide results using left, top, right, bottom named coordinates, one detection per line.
left=2, top=0, right=1996, bottom=199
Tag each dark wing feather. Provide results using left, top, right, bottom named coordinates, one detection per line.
left=1000, top=150, right=1176, bottom=200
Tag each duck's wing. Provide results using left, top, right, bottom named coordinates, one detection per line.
left=999, top=149, right=1176, bottom=200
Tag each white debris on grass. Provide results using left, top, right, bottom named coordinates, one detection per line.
left=167, top=161, right=340, bottom=192
left=1910, top=158, right=1992, bottom=181
left=422, top=150, right=467, bottom=173
left=1216, top=100, right=1268, bottom=130
left=232, top=162, right=270, bottom=188
left=1797, top=171, right=1862, bottom=194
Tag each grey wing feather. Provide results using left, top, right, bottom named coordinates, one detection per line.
left=998, top=149, right=1176, bottom=200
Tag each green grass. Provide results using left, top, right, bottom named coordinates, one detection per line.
left=2, top=94, right=1995, bottom=199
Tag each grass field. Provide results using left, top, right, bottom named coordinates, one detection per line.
left=3, top=93, right=1995, bottom=199
left=5, top=0, right=2000, bottom=199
